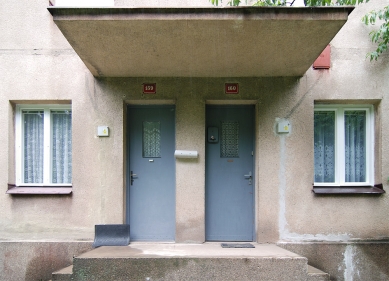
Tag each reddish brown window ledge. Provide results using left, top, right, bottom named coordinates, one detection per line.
left=6, top=184, right=72, bottom=195
left=312, top=184, right=385, bottom=195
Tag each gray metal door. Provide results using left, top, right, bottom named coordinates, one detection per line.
left=206, top=105, right=254, bottom=241
left=127, top=105, right=175, bottom=241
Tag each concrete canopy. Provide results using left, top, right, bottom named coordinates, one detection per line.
left=48, top=7, right=354, bottom=77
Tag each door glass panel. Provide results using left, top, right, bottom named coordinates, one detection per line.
left=221, top=121, right=239, bottom=158
left=143, top=121, right=161, bottom=158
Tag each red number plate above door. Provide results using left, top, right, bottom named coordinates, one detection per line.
left=143, top=83, right=156, bottom=94
left=225, top=83, right=239, bottom=94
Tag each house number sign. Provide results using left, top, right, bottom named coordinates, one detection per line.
left=143, top=83, right=156, bottom=94
left=225, top=83, right=239, bottom=94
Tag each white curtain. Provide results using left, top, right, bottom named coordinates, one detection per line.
left=345, top=111, right=366, bottom=182
left=314, top=111, right=335, bottom=183
left=52, top=111, right=72, bottom=183
left=23, top=111, right=44, bottom=183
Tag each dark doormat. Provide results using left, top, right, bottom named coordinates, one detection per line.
left=221, top=243, right=255, bottom=248
left=93, top=224, right=130, bottom=248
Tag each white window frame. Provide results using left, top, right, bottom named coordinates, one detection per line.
left=15, top=104, right=72, bottom=186
left=314, top=104, right=374, bottom=187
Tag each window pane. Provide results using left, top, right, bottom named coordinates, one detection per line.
left=314, top=111, right=335, bottom=182
left=345, top=111, right=366, bottom=182
left=52, top=110, right=72, bottom=183
left=23, top=111, right=44, bottom=183
left=221, top=121, right=239, bottom=158
left=143, top=121, right=161, bottom=158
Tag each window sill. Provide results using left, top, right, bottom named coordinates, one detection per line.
left=312, top=184, right=385, bottom=195
left=6, top=184, right=72, bottom=195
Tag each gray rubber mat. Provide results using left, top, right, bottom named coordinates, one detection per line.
left=221, top=243, right=255, bottom=248
left=93, top=224, right=130, bottom=248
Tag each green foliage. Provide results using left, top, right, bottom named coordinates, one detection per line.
left=304, top=0, right=367, bottom=6
left=210, top=0, right=241, bottom=6
left=290, top=0, right=389, bottom=61
left=210, top=0, right=371, bottom=7
left=253, top=0, right=288, bottom=6
left=251, top=0, right=367, bottom=7
left=209, top=0, right=389, bottom=61
left=362, top=5, right=389, bottom=61
left=228, top=0, right=241, bottom=5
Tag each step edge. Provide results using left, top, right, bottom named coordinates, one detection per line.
left=307, top=265, right=329, bottom=275
left=52, top=265, right=73, bottom=275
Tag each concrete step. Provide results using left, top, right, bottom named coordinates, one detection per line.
left=53, top=243, right=329, bottom=281
left=52, top=265, right=72, bottom=281
left=307, top=265, right=330, bottom=281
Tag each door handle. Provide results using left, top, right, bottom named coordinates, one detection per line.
left=244, top=172, right=252, bottom=178
left=130, top=171, right=137, bottom=185
left=244, top=172, right=252, bottom=185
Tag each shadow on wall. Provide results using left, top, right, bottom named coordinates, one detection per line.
left=25, top=244, right=69, bottom=280
left=356, top=243, right=389, bottom=280
left=0, top=242, right=92, bottom=281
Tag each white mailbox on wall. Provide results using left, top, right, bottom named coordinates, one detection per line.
left=97, top=126, right=109, bottom=137
left=174, top=150, right=198, bottom=159
left=277, top=120, right=290, bottom=133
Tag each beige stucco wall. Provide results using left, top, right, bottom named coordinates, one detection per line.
left=275, top=0, right=389, bottom=242
left=0, top=0, right=388, bottom=245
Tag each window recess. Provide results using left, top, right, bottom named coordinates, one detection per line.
left=313, top=104, right=383, bottom=194
left=10, top=104, right=72, bottom=192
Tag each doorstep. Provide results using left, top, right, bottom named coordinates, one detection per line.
left=78, top=242, right=301, bottom=259
left=52, top=242, right=330, bottom=280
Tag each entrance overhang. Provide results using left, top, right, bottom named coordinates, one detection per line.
left=48, top=7, right=354, bottom=77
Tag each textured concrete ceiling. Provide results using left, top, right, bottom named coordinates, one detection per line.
left=48, top=7, right=354, bottom=77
